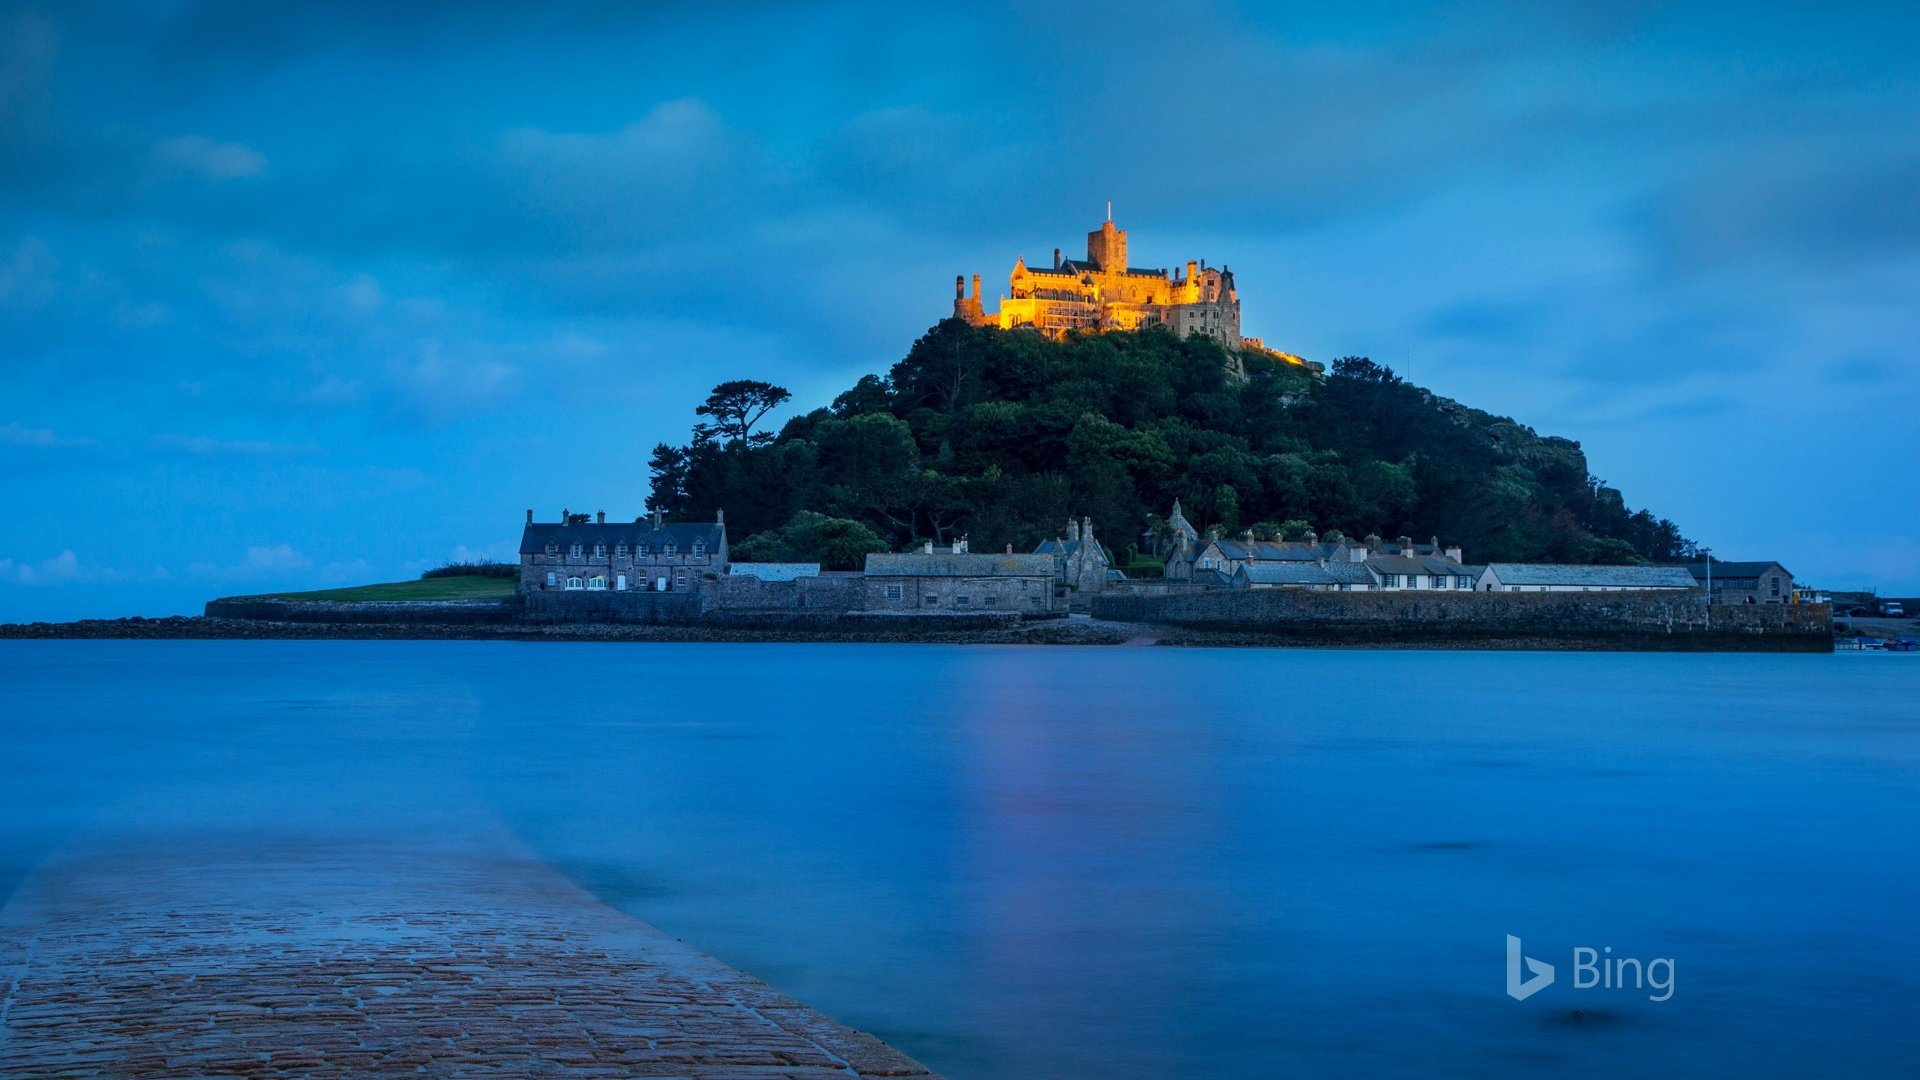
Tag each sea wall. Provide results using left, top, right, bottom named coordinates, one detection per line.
left=1090, top=589, right=1832, bottom=650
left=202, top=598, right=521, bottom=625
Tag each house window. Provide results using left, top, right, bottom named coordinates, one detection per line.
left=692, top=541, right=705, bottom=558
left=587, top=575, right=607, bottom=591
left=565, top=576, right=584, bottom=590
left=637, top=544, right=649, bottom=557
left=885, top=584, right=904, bottom=601
left=923, top=593, right=938, bottom=605
left=615, top=544, right=627, bottom=557
left=1770, top=578, right=1781, bottom=597
left=956, top=595, right=971, bottom=606
left=546, top=571, right=557, bottom=588
left=1383, top=574, right=1400, bottom=588
left=593, top=544, right=605, bottom=558
left=545, top=543, right=558, bottom=556
left=569, top=544, right=583, bottom=560
left=664, top=543, right=677, bottom=557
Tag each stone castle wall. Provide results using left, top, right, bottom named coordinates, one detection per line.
left=1090, top=589, right=1831, bottom=650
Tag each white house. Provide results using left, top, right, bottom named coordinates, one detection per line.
left=1477, top=564, right=1700, bottom=593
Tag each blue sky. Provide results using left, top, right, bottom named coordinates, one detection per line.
left=2, top=1, right=1916, bottom=620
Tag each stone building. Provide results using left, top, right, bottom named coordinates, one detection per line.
left=862, top=540, right=1057, bottom=614
left=1034, top=517, right=1112, bottom=598
left=1477, top=564, right=1699, bottom=593
left=953, top=214, right=1305, bottom=364
left=1676, top=561, right=1795, bottom=605
left=518, top=508, right=727, bottom=594
left=1153, top=499, right=1204, bottom=581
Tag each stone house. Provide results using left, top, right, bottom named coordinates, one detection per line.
left=1676, top=561, right=1795, bottom=605
left=1154, top=499, right=1204, bottom=581
left=1193, top=527, right=1475, bottom=591
left=863, top=540, right=1057, bottom=614
left=519, top=508, right=727, bottom=594
left=1477, top=564, right=1699, bottom=593
left=1034, top=517, right=1112, bottom=598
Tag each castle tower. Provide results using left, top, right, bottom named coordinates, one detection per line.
left=1086, top=218, right=1128, bottom=273
left=952, top=274, right=985, bottom=324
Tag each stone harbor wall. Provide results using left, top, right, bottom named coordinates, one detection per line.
left=202, top=598, right=521, bottom=625
left=1090, top=589, right=1831, bottom=650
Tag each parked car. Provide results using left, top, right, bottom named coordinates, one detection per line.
left=1878, top=601, right=1906, bottom=617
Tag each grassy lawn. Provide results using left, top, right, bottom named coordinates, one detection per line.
left=255, top=576, right=518, bottom=602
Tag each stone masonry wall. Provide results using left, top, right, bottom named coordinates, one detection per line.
left=1090, top=589, right=1831, bottom=649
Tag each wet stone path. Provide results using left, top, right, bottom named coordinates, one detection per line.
left=0, top=837, right=940, bottom=1079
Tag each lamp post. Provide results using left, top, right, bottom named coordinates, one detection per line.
left=1700, top=546, right=1712, bottom=627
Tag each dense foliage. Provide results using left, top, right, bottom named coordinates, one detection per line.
left=648, top=321, right=1692, bottom=566
left=420, top=561, right=518, bottom=580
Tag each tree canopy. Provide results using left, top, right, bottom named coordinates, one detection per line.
left=649, top=321, right=1692, bottom=566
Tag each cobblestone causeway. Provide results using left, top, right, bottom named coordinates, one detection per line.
left=0, top=836, right=942, bottom=1079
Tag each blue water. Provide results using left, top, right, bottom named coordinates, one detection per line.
left=1, top=641, right=1915, bottom=1078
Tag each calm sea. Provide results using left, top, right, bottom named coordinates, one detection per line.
left=1, top=641, right=1915, bottom=1078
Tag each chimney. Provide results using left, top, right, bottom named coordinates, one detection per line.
left=526, top=508, right=533, bottom=525
left=596, top=510, right=605, bottom=524
left=1005, top=543, right=1013, bottom=554
left=1242, top=529, right=1255, bottom=543
left=1430, top=535, right=1440, bottom=551
left=1306, top=530, right=1319, bottom=545
left=954, top=274, right=965, bottom=300
left=651, top=507, right=664, bottom=530
left=961, top=535, right=970, bottom=554
left=1397, top=535, right=1413, bottom=551
left=562, top=507, right=570, bottom=524
left=971, top=273, right=981, bottom=299
left=1446, top=545, right=1464, bottom=563
left=716, top=508, right=725, bottom=526
left=1053, top=247, right=1062, bottom=269
left=1364, top=532, right=1382, bottom=551
left=1067, top=518, right=1080, bottom=541
left=922, top=539, right=934, bottom=555
left=1082, top=517, right=1094, bottom=543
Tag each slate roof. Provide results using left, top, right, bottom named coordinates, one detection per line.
left=520, top=519, right=723, bottom=556
left=728, top=563, right=821, bottom=581
left=864, top=552, right=1056, bottom=578
left=1051, top=258, right=1170, bottom=278
left=1240, top=563, right=1340, bottom=586
left=1322, top=561, right=1375, bottom=585
left=1675, top=562, right=1790, bottom=582
left=1364, top=555, right=1431, bottom=577
left=1485, top=564, right=1699, bottom=588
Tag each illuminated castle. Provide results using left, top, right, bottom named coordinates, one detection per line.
left=952, top=212, right=1252, bottom=349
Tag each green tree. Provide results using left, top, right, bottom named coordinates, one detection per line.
left=695, top=380, right=792, bottom=448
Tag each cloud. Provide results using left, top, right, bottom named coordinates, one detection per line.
left=1, top=421, right=92, bottom=448
left=186, top=543, right=313, bottom=580
left=152, top=433, right=321, bottom=457
left=0, top=549, right=84, bottom=585
left=150, top=135, right=267, bottom=180
left=1638, top=150, right=1920, bottom=272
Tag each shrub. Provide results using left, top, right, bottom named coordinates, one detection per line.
left=421, top=561, right=517, bottom=580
